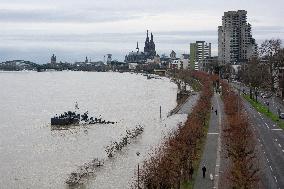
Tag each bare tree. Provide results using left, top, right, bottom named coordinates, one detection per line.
left=259, top=39, right=283, bottom=92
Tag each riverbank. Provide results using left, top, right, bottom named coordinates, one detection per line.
left=137, top=71, right=213, bottom=188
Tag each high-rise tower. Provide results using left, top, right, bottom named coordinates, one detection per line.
left=218, top=10, right=257, bottom=64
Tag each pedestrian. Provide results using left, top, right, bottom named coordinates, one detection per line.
left=202, top=165, right=206, bottom=178
left=189, top=165, right=194, bottom=179
left=215, top=109, right=218, bottom=115
left=211, top=106, right=213, bottom=111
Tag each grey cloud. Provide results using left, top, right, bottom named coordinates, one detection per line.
left=0, top=8, right=141, bottom=23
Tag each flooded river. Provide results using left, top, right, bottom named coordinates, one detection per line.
left=0, top=71, right=191, bottom=189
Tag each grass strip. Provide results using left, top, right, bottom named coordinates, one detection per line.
left=243, top=94, right=284, bottom=129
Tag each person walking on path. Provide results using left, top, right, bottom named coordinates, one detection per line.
left=189, top=165, right=194, bottom=179
left=202, top=165, right=206, bottom=178
left=215, top=109, right=218, bottom=115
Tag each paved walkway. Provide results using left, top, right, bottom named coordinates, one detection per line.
left=194, top=93, right=222, bottom=189
left=177, top=93, right=200, bottom=114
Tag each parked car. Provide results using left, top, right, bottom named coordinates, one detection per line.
left=279, top=113, right=284, bottom=119
left=262, top=92, right=273, bottom=98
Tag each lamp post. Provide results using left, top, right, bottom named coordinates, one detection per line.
left=136, top=151, right=140, bottom=189
left=266, top=101, right=270, bottom=112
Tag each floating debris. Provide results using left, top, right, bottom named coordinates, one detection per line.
left=66, top=158, right=104, bottom=186
left=105, top=125, right=144, bottom=158
left=65, top=125, right=144, bottom=186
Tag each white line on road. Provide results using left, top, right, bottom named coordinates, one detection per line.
left=214, top=95, right=222, bottom=189
left=279, top=144, right=282, bottom=148
left=275, top=139, right=278, bottom=142
left=271, top=129, right=282, bottom=131
left=208, top=133, right=219, bottom=135
left=274, top=176, right=278, bottom=183
left=270, top=166, right=273, bottom=171
left=267, top=158, right=269, bottom=163
left=282, top=150, right=284, bottom=153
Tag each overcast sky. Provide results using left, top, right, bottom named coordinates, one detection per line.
left=0, top=0, right=283, bottom=63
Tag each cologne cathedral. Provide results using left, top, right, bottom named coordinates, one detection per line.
left=125, top=30, right=156, bottom=63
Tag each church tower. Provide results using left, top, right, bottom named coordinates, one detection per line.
left=144, top=30, right=156, bottom=58
left=144, top=30, right=150, bottom=53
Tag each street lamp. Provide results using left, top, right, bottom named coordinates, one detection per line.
left=136, top=151, right=141, bottom=189
left=266, top=101, right=270, bottom=112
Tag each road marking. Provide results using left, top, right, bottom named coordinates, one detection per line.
left=208, top=133, right=219, bottom=135
left=279, top=144, right=282, bottom=148
left=214, top=95, right=222, bottom=189
left=271, top=129, right=282, bottom=131
left=258, top=138, right=261, bottom=142
left=270, top=166, right=273, bottom=171
left=267, top=158, right=269, bottom=163
left=264, top=123, right=270, bottom=129
left=282, top=150, right=284, bottom=153
left=273, top=124, right=276, bottom=127
left=275, top=139, right=278, bottom=142
left=274, top=176, right=278, bottom=183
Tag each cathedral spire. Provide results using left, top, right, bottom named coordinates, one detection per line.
left=136, top=41, right=139, bottom=52
left=146, top=30, right=149, bottom=42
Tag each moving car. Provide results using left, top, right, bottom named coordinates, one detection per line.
left=279, top=113, right=284, bottom=119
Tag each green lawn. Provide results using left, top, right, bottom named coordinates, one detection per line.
left=243, top=95, right=284, bottom=129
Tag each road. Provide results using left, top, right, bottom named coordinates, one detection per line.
left=242, top=96, right=284, bottom=188
left=232, top=82, right=284, bottom=116
left=194, top=93, right=222, bottom=189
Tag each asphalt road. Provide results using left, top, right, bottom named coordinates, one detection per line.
left=242, top=97, right=284, bottom=189
left=232, top=82, right=284, bottom=117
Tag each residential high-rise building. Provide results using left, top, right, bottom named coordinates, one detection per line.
left=190, top=41, right=211, bottom=71
left=218, top=10, right=257, bottom=65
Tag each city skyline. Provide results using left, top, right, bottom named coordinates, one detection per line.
left=0, top=0, right=283, bottom=63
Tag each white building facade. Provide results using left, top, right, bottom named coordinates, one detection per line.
left=218, top=10, right=257, bottom=65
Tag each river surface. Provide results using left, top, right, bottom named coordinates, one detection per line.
left=0, top=71, right=191, bottom=189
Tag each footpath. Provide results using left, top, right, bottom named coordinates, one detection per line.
left=194, top=93, right=223, bottom=189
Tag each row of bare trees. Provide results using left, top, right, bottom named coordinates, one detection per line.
left=221, top=80, right=259, bottom=188
left=133, top=71, right=213, bottom=189
left=238, top=39, right=284, bottom=99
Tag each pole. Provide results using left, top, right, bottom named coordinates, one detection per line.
left=137, top=163, right=140, bottom=189
left=160, top=106, right=162, bottom=119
